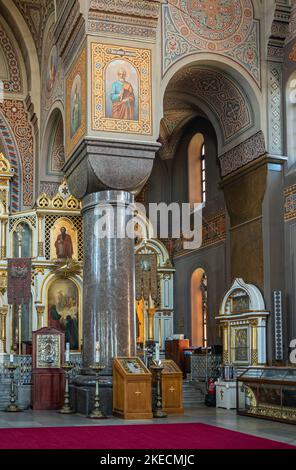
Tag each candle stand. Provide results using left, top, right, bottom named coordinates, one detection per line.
left=88, top=363, right=106, bottom=419
left=59, top=362, right=75, bottom=414
left=150, top=362, right=167, bottom=419
left=5, top=363, right=22, bottom=412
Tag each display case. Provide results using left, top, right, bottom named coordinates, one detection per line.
left=237, top=367, right=296, bottom=424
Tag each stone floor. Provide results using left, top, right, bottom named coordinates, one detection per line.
left=0, top=406, right=295, bottom=447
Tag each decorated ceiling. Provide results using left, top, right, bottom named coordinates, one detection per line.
left=162, top=0, right=260, bottom=86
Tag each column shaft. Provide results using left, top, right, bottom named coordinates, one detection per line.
left=82, top=191, right=136, bottom=373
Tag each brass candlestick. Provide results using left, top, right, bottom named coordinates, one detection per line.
left=88, top=363, right=106, bottom=419
left=5, top=363, right=22, bottom=412
left=151, top=362, right=167, bottom=419
left=59, top=362, right=75, bottom=414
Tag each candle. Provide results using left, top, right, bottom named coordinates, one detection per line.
left=65, top=343, right=70, bottom=363
left=95, top=342, right=100, bottom=363
left=10, top=353, right=14, bottom=364
left=155, top=343, right=160, bottom=362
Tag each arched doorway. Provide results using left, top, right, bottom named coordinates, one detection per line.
left=191, top=268, right=207, bottom=348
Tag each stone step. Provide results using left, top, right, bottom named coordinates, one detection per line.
left=0, top=381, right=12, bottom=410
left=182, top=380, right=206, bottom=408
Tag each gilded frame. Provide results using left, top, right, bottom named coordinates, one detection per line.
left=45, top=276, right=82, bottom=352
left=231, top=324, right=250, bottom=365
left=50, top=216, right=78, bottom=261
left=91, top=43, right=152, bottom=135
left=66, top=47, right=87, bottom=157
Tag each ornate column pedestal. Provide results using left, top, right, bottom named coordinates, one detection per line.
left=71, top=190, right=136, bottom=416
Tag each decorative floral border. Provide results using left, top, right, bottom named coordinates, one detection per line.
left=91, top=42, right=152, bottom=135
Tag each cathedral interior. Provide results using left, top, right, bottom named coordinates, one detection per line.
left=0, top=0, right=296, bottom=453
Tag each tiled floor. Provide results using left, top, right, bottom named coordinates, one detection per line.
left=0, top=406, right=295, bottom=446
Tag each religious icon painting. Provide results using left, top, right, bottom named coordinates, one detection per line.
left=105, top=60, right=139, bottom=121
left=232, top=326, right=249, bottom=364
left=46, top=45, right=58, bottom=95
left=70, top=75, right=82, bottom=138
left=47, top=278, right=80, bottom=351
left=91, top=43, right=152, bottom=135
left=50, top=217, right=78, bottom=261
left=66, top=46, right=87, bottom=157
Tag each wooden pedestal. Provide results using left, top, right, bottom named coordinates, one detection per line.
left=152, top=360, right=184, bottom=414
left=113, top=357, right=153, bottom=420
left=32, top=370, right=64, bottom=410
left=32, top=327, right=65, bottom=411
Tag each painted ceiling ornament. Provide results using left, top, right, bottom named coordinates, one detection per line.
left=162, top=1, right=260, bottom=86
left=169, top=0, right=253, bottom=52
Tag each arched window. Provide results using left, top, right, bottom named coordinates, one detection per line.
left=286, top=72, right=296, bottom=167
left=188, top=133, right=206, bottom=205
left=191, top=268, right=208, bottom=347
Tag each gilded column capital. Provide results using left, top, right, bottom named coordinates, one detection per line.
left=0, top=271, right=7, bottom=295
left=36, top=305, right=45, bottom=329
left=36, top=305, right=45, bottom=315
left=0, top=305, right=8, bottom=315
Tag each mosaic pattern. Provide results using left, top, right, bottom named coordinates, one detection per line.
left=284, top=184, right=296, bottom=221
left=39, top=182, right=61, bottom=198
left=268, top=63, right=282, bottom=155
left=88, top=14, right=157, bottom=41
left=169, top=0, right=253, bottom=47
left=166, top=66, right=252, bottom=142
left=89, top=0, right=160, bottom=18
left=219, top=131, right=266, bottom=177
left=13, top=0, right=54, bottom=61
left=162, top=2, right=260, bottom=86
left=0, top=114, right=21, bottom=211
left=173, top=211, right=226, bottom=257
left=0, top=21, right=22, bottom=93
left=0, top=100, right=34, bottom=208
left=88, top=0, right=160, bottom=40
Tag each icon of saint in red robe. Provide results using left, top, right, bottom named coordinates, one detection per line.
left=55, top=227, right=73, bottom=259
left=110, top=68, right=135, bottom=120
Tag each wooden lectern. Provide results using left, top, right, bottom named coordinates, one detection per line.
left=32, top=327, right=65, bottom=410
left=151, top=359, right=184, bottom=414
left=113, top=357, right=153, bottom=419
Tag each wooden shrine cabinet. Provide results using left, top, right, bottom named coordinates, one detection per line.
left=151, top=360, right=184, bottom=414
left=113, top=357, right=153, bottom=419
left=32, top=327, right=65, bottom=410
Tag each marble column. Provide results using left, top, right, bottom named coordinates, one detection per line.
left=64, top=140, right=159, bottom=414
left=82, top=190, right=136, bottom=373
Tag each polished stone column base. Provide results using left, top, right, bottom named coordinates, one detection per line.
left=70, top=375, right=113, bottom=417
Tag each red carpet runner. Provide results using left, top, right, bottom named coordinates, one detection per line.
left=0, top=423, right=294, bottom=449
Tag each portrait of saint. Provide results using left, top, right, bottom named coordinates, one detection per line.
left=106, top=60, right=139, bottom=121
left=48, top=279, right=79, bottom=350
left=47, top=46, right=58, bottom=93
left=55, top=226, right=73, bottom=259
left=234, top=328, right=248, bottom=362
left=70, top=74, right=82, bottom=138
